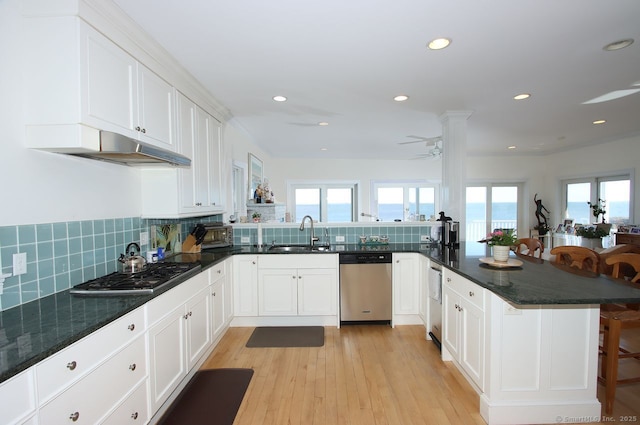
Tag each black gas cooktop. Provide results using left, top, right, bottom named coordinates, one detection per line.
left=70, top=262, right=201, bottom=295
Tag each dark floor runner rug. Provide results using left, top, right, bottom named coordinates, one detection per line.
left=157, top=368, right=253, bottom=425
left=246, top=326, right=324, bottom=347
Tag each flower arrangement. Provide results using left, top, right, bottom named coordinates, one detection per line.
left=482, top=229, right=518, bottom=246
left=587, top=198, right=606, bottom=223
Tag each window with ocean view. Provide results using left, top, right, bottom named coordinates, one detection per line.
left=466, top=184, right=521, bottom=255
left=372, top=182, right=437, bottom=222
left=289, top=182, right=358, bottom=222
left=563, top=175, right=631, bottom=226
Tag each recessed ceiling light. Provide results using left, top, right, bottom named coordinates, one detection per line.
left=593, top=119, right=606, bottom=125
left=427, top=38, right=451, bottom=50
left=394, top=95, right=409, bottom=102
left=513, top=93, right=531, bottom=100
left=507, top=145, right=517, bottom=150
left=603, top=39, right=634, bottom=51
left=318, top=122, right=329, bottom=126
left=272, top=95, right=287, bottom=102
left=320, top=147, right=328, bottom=151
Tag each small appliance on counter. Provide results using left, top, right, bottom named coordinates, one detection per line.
left=436, top=211, right=459, bottom=248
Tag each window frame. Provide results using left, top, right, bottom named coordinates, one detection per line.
left=560, top=171, right=634, bottom=226
left=287, top=180, right=360, bottom=223
left=370, top=180, right=440, bottom=222
left=465, top=182, right=525, bottom=241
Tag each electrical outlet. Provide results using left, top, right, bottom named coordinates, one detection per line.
left=420, top=234, right=430, bottom=242
left=241, top=236, right=251, bottom=243
left=140, top=231, right=149, bottom=246
left=13, top=253, right=27, bottom=276
left=335, top=235, right=345, bottom=243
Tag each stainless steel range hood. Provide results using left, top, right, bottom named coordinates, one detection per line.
left=70, top=131, right=191, bottom=167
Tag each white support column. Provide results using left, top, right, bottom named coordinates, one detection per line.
left=439, top=111, right=472, bottom=240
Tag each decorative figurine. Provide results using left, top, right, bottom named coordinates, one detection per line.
left=534, top=193, right=550, bottom=229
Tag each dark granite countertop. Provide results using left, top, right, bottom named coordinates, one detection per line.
left=2, top=242, right=640, bottom=385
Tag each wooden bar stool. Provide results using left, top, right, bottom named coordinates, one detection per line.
left=599, top=253, right=640, bottom=414
left=515, top=238, right=544, bottom=258
left=549, top=246, right=601, bottom=273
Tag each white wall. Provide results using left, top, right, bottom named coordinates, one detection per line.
left=0, top=0, right=141, bottom=226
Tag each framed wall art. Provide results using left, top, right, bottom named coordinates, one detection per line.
left=248, top=153, right=263, bottom=199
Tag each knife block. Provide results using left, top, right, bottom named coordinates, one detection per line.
left=182, top=234, right=202, bottom=253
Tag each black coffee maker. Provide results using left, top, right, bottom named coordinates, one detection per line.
left=436, top=211, right=459, bottom=247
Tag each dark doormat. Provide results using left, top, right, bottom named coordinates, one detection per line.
left=246, top=326, right=324, bottom=348
left=157, top=368, right=253, bottom=425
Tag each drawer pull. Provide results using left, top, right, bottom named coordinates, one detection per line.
left=129, top=363, right=137, bottom=371
left=131, top=412, right=139, bottom=420
left=469, top=291, right=474, bottom=297
left=141, top=128, right=146, bottom=134
left=135, top=126, right=141, bottom=131
left=128, top=323, right=136, bottom=331
left=447, top=277, right=451, bottom=282
left=69, top=411, right=80, bottom=421
left=217, top=269, right=222, bottom=274
left=184, top=313, right=189, bottom=319
left=66, top=361, right=77, bottom=371
left=212, top=292, right=216, bottom=297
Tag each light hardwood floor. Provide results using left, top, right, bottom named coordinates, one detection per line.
left=201, top=325, right=640, bottom=425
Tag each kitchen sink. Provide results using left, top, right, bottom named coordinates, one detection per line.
left=268, top=244, right=331, bottom=252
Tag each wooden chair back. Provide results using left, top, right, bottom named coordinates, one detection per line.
left=605, top=253, right=640, bottom=283
left=549, top=246, right=601, bottom=273
left=515, top=238, right=544, bottom=258
left=599, top=244, right=640, bottom=275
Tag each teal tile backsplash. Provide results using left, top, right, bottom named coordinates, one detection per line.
left=0, top=214, right=224, bottom=312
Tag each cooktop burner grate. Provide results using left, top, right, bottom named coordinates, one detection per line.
left=70, top=262, right=201, bottom=295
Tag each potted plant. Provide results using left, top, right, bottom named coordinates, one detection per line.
left=587, top=198, right=612, bottom=235
left=533, top=223, right=551, bottom=236
left=252, top=212, right=261, bottom=222
left=576, top=225, right=608, bottom=249
left=482, top=229, right=518, bottom=262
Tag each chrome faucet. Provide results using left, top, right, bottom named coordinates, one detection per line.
left=299, top=215, right=319, bottom=247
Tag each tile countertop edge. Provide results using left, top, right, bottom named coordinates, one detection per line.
left=3, top=242, right=640, bottom=384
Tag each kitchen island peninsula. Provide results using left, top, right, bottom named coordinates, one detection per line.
left=1, top=243, right=640, bottom=424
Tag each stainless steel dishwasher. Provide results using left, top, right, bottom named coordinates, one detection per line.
left=339, top=252, right=392, bottom=324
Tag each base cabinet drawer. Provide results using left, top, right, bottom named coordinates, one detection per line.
left=36, top=307, right=145, bottom=402
left=38, top=336, right=147, bottom=425
left=101, top=381, right=148, bottom=425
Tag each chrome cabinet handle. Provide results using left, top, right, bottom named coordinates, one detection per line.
left=469, top=291, right=474, bottom=297
left=141, top=128, right=146, bottom=133
left=128, top=323, right=135, bottom=331
left=184, top=313, right=189, bottom=319
left=447, top=278, right=451, bottom=282
left=129, top=363, right=136, bottom=371
left=67, top=361, right=77, bottom=371
left=212, top=292, right=216, bottom=296
left=252, top=261, right=256, bottom=265
left=131, top=412, right=139, bottom=420
left=135, top=126, right=141, bottom=131
left=217, top=269, right=222, bottom=274
left=69, top=411, right=80, bottom=421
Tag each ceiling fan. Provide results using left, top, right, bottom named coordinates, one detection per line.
left=397, top=135, right=443, bottom=160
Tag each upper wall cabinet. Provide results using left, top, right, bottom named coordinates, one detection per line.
left=24, top=17, right=175, bottom=153
left=140, top=92, right=225, bottom=218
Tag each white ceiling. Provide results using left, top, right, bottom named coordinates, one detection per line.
left=113, top=0, right=640, bottom=160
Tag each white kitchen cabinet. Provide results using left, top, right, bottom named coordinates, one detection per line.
left=258, top=269, right=299, bottom=316
left=257, top=254, right=338, bottom=317
left=418, top=255, right=429, bottom=325
left=442, top=270, right=486, bottom=391
left=233, top=255, right=259, bottom=316
left=0, top=369, right=36, bottom=425
left=100, top=381, right=148, bottom=425
left=392, top=253, right=421, bottom=325
left=25, top=17, right=175, bottom=152
left=140, top=93, right=225, bottom=218
left=147, top=272, right=211, bottom=412
left=38, top=335, right=147, bottom=425
left=35, top=307, right=145, bottom=403
left=209, top=260, right=229, bottom=340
